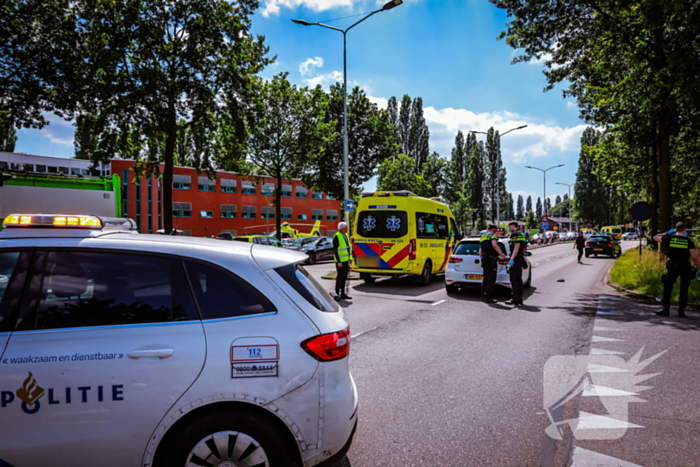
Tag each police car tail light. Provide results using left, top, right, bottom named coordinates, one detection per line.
left=607, top=243, right=612, bottom=247
left=449, top=256, right=462, bottom=263
left=409, top=239, right=416, bottom=260
left=585, top=241, right=591, bottom=246
left=301, top=327, right=350, bottom=362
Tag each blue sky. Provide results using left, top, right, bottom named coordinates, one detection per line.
left=16, top=0, right=587, bottom=205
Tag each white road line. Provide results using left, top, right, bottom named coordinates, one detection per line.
left=592, top=335, right=624, bottom=343
left=590, top=348, right=626, bottom=355
left=351, top=326, right=378, bottom=339
left=431, top=299, right=446, bottom=306
left=593, top=326, right=618, bottom=331
left=572, top=447, right=643, bottom=467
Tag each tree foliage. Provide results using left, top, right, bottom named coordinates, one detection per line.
left=377, top=154, right=431, bottom=197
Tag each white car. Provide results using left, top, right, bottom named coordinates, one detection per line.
left=621, top=232, right=638, bottom=240
left=445, top=237, right=532, bottom=294
left=0, top=214, right=357, bottom=467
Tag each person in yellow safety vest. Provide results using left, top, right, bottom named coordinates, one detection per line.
left=333, top=222, right=352, bottom=301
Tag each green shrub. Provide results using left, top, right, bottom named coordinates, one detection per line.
left=611, top=248, right=700, bottom=307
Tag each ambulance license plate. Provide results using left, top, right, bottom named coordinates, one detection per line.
left=467, top=274, right=483, bottom=280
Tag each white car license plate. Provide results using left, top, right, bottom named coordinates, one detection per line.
left=467, top=274, right=483, bottom=280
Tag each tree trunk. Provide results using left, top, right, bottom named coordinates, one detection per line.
left=275, top=171, right=282, bottom=242
left=163, top=128, right=176, bottom=234
left=649, top=142, right=659, bottom=250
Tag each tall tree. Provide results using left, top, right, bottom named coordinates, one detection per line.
left=51, top=0, right=270, bottom=233
left=377, top=154, right=431, bottom=197
left=468, top=141, right=487, bottom=229
left=516, top=194, right=524, bottom=220
left=398, top=95, right=412, bottom=156
left=563, top=193, right=569, bottom=201
left=387, top=96, right=400, bottom=160
left=555, top=195, right=562, bottom=205
left=247, top=74, right=329, bottom=241
left=0, top=112, right=17, bottom=152
left=491, top=0, right=700, bottom=232
left=305, top=84, right=395, bottom=201
left=507, top=192, right=515, bottom=220
left=574, top=128, right=605, bottom=226
left=544, top=197, right=552, bottom=213
left=536, top=197, right=543, bottom=219
left=451, top=130, right=466, bottom=184
left=408, top=97, right=430, bottom=173
left=485, top=128, right=507, bottom=221
left=526, top=195, right=532, bottom=215
left=421, top=152, right=447, bottom=199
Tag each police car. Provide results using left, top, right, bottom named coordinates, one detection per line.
left=0, top=214, right=357, bottom=467
left=445, top=237, right=532, bottom=294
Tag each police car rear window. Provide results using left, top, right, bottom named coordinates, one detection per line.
left=275, top=264, right=339, bottom=313
left=184, top=260, right=275, bottom=320
left=356, top=210, right=408, bottom=238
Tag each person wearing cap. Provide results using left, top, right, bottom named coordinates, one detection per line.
left=479, top=224, right=506, bottom=303
left=333, top=222, right=352, bottom=301
left=506, top=221, right=527, bottom=306
left=653, top=222, right=700, bottom=317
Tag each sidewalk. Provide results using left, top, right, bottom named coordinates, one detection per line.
left=563, top=292, right=700, bottom=466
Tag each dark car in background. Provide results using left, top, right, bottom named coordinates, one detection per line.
left=585, top=235, right=622, bottom=258
left=286, top=236, right=335, bottom=264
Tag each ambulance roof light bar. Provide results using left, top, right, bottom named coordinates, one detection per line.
left=2, top=214, right=137, bottom=231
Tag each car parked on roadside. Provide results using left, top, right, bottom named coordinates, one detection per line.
left=287, top=236, right=336, bottom=264
left=445, top=237, right=532, bottom=294
left=585, top=234, right=622, bottom=258
left=621, top=232, right=638, bottom=240
left=0, top=213, right=357, bottom=467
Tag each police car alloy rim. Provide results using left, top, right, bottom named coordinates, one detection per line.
left=186, top=431, right=270, bottom=467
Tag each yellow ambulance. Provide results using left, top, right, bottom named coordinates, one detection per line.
left=601, top=225, right=623, bottom=240
left=351, top=191, right=460, bottom=285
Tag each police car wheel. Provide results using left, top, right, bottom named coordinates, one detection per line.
left=446, top=283, right=459, bottom=294
left=156, top=409, right=296, bottom=467
left=524, top=270, right=532, bottom=289
left=307, top=252, right=316, bottom=265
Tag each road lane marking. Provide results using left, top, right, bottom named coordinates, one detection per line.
left=592, top=335, right=624, bottom=343
left=597, top=311, right=622, bottom=316
left=431, top=299, right=446, bottom=306
left=351, top=326, right=378, bottom=339
left=590, top=348, right=626, bottom=355
left=593, top=326, right=618, bottom=331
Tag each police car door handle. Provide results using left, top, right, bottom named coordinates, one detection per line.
left=127, top=349, right=175, bottom=359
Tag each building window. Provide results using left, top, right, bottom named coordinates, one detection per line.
left=312, top=209, right=324, bottom=221
left=296, top=192, right=308, bottom=198
left=298, top=214, right=308, bottom=221
left=200, top=211, right=214, bottom=218
left=242, top=182, right=256, bottom=195
left=327, top=195, right=336, bottom=201
left=47, top=166, right=58, bottom=174
left=173, top=175, right=192, bottom=190
left=281, top=184, right=292, bottom=198
left=261, top=183, right=274, bottom=196
left=221, top=205, right=237, bottom=219
left=221, top=179, right=237, bottom=193
left=327, top=210, right=338, bottom=222
left=174, top=202, right=192, bottom=218
left=281, top=207, right=292, bottom=220
left=312, top=192, right=323, bottom=200
left=198, top=177, right=215, bottom=192
left=59, top=167, right=69, bottom=174
left=35, top=165, right=46, bottom=172
left=158, top=181, right=162, bottom=230
left=147, top=176, right=153, bottom=233
left=282, top=213, right=292, bottom=220
left=261, top=206, right=275, bottom=220
left=122, top=169, right=129, bottom=218
left=242, top=206, right=256, bottom=219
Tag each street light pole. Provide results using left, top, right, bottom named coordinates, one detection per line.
left=293, top=0, right=403, bottom=225
left=525, top=164, right=564, bottom=224
left=469, top=125, right=527, bottom=227
left=556, top=182, right=575, bottom=232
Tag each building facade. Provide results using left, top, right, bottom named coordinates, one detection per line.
left=110, top=160, right=341, bottom=237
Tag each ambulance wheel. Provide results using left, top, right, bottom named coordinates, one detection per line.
left=155, top=407, right=298, bottom=467
left=446, top=283, right=459, bottom=294
left=415, top=261, right=432, bottom=286
left=307, top=252, right=316, bottom=265
left=361, top=273, right=376, bottom=284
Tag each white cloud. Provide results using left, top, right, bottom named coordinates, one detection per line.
left=299, top=56, right=324, bottom=76
left=261, top=0, right=353, bottom=17
left=367, top=95, right=388, bottom=108
left=528, top=53, right=553, bottom=65
left=304, top=70, right=343, bottom=87
left=421, top=106, right=587, bottom=163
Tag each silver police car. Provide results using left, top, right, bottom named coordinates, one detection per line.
left=0, top=214, right=357, bottom=467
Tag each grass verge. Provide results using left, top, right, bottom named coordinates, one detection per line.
left=611, top=247, right=700, bottom=307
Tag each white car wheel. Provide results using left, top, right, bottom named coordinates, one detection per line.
left=187, top=431, right=270, bottom=467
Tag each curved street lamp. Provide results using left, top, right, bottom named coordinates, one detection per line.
left=293, top=0, right=404, bottom=223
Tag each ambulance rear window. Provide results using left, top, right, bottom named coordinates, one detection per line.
left=356, top=211, right=408, bottom=238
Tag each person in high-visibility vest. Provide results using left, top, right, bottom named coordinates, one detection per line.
left=333, top=222, right=352, bottom=301
left=653, top=222, right=700, bottom=317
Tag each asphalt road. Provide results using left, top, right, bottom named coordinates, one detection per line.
left=306, top=240, right=699, bottom=467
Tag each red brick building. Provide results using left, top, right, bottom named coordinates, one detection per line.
left=110, top=160, right=341, bottom=238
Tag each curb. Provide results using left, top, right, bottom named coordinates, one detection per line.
left=604, top=265, right=700, bottom=311
left=321, top=271, right=362, bottom=281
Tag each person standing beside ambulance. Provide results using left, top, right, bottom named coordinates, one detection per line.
left=333, top=222, right=352, bottom=301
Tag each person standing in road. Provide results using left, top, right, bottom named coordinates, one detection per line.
left=333, top=222, right=352, bottom=301
left=653, top=222, right=700, bottom=317
left=574, top=231, right=586, bottom=264
left=479, top=224, right=506, bottom=304
left=506, top=222, right=527, bottom=306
